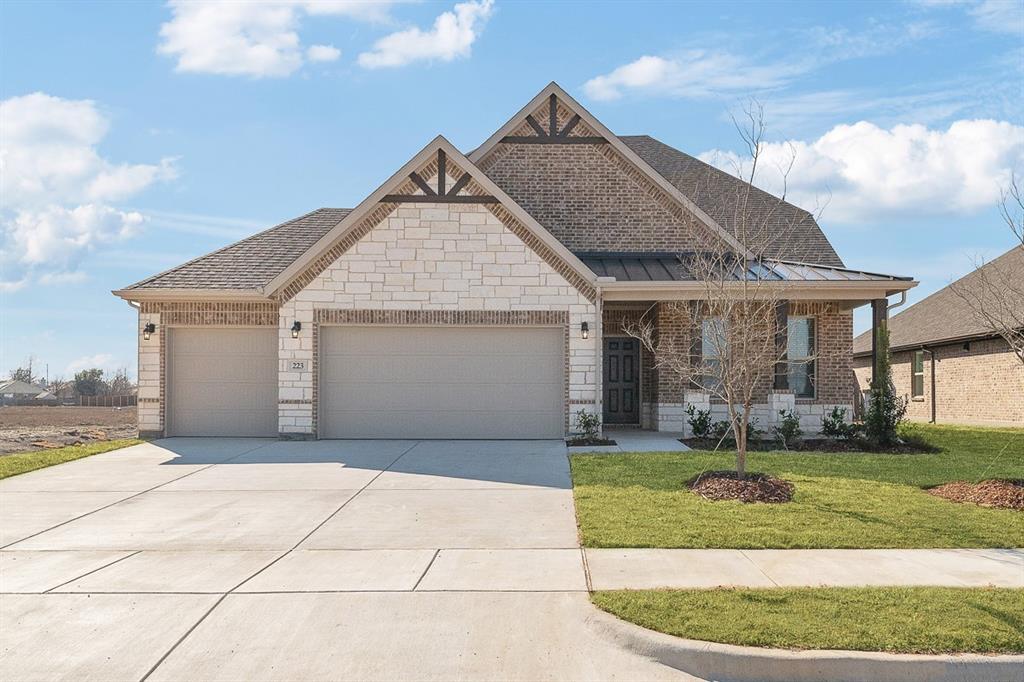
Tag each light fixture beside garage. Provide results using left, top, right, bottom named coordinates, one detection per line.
left=142, top=323, right=156, bottom=340
left=291, top=321, right=302, bottom=339
left=581, top=321, right=589, bottom=340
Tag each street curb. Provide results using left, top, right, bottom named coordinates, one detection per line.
left=588, top=606, right=1024, bottom=682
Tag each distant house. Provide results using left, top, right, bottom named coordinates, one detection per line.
left=853, top=247, right=1024, bottom=427
left=0, top=379, right=57, bottom=406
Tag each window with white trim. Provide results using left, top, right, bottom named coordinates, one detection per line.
left=787, top=316, right=815, bottom=398
left=912, top=350, right=925, bottom=398
left=701, top=316, right=726, bottom=391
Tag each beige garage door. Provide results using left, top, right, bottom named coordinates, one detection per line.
left=167, top=328, right=278, bottom=437
left=320, top=326, right=565, bottom=439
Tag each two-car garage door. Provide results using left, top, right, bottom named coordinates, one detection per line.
left=319, top=326, right=565, bottom=439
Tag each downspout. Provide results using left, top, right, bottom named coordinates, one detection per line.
left=923, top=347, right=936, bottom=424
left=887, top=290, right=907, bottom=314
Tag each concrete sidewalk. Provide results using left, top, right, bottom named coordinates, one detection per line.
left=586, top=548, right=1024, bottom=590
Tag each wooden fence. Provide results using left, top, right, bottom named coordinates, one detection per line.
left=77, top=394, right=137, bottom=408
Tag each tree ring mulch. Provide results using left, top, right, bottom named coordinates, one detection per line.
left=688, top=471, right=795, bottom=504
left=927, top=479, right=1023, bottom=511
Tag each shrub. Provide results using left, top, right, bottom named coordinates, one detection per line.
left=773, top=409, right=802, bottom=449
left=821, top=406, right=859, bottom=441
left=686, top=404, right=712, bottom=439
left=864, top=327, right=907, bottom=447
left=575, top=410, right=601, bottom=440
left=710, top=419, right=732, bottom=441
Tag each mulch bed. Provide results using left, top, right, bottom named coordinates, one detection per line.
left=566, top=437, right=617, bottom=447
left=679, top=437, right=937, bottom=454
left=927, top=479, right=1024, bottom=511
left=688, top=470, right=795, bottom=504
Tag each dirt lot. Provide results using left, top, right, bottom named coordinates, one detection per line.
left=0, top=406, right=138, bottom=455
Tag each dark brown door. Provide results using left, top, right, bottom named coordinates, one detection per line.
left=604, top=337, right=639, bottom=424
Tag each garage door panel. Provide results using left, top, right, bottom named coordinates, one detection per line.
left=169, top=328, right=278, bottom=437
left=322, top=354, right=563, bottom=384
left=325, top=410, right=564, bottom=440
left=322, top=381, right=565, bottom=412
left=320, top=326, right=564, bottom=439
left=329, top=328, right=560, bottom=357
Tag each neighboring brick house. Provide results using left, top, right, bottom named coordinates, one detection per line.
left=853, top=247, right=1024, bottom=427
left=115, top=83, right=915, bottom=439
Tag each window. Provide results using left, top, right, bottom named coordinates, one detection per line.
left=701, top=317, right=726, bottom=390
left=911, top=351, right=924, bottom=398
left=787, top=317, right=815, bottom=398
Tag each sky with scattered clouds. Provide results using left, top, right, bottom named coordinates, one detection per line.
left=1, top=0, right=1022, bottom=380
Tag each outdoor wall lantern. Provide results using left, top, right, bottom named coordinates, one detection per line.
left=291, top=321, right=302, bottom=339
left=142, top=323, right=156, bottom=341
left=581, top=321, right=589, bottom=340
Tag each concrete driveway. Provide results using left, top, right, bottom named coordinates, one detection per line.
left=0, top=438, right=687, bottom=681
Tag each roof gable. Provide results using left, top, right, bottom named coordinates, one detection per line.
left=265, top=136, right=598, bottom=302
left=469, top=82, right=748, bottom=256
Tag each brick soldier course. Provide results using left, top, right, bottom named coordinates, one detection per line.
left=116, top=82, right=916, bottom=439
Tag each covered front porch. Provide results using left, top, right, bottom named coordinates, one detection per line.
left=584, top=254, right=917, bottom=435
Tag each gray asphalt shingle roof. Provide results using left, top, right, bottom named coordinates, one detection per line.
left=853, top=246, right=1024, bottom=354
left=125, top=135, right=851, bottom=292
left=124, top=208, right=351, bottom=290
left=620, top=135, right=845, bottom=268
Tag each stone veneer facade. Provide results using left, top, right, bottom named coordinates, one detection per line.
left=276, top=200, right=598, bottom=437
left=853, top=336, right=1024, bottom=426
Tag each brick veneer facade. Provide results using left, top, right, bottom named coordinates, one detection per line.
left=599, top=300, right=855, bottom=433
left=135, top=301, right=279, bottom=437
left=477, top=102, right=722, bottom=254
left=853, top=336, right=1024, bottom=426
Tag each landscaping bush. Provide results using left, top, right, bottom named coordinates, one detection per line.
left=575, top=409, right=601, bottom=440
left=686, top=404, right=712, bottom=439
left=821, top=407, right=859, bottom=441
left=864, top=327, right=907, bottom=447
left=773, top=409, right=803, bottom=449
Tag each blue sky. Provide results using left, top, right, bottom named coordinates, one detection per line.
left=2, top=0, right=1022, bottom=381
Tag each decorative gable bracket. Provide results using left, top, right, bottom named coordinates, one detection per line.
left=500, top=94, right=606, bottom=145
left=382, top=149, right=499, bottom=204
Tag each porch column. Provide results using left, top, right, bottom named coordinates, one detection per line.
left=773, top=300, right=789, bottom=391
left=870, top=298, right=888, bottom=389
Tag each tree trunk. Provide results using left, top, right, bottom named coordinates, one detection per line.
left=736, top=412, right=748, bottom=480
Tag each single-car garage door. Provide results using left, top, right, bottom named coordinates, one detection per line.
left=167, top=328, right=278, bottom=437
left=320, top=326, right=565, bottom=439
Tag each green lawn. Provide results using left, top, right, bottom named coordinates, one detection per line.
left=0, top=439, right=142, bottom=479
left=572, top=424, right=1024, bottom=548
left=592, top=587, right=1024, bottom=654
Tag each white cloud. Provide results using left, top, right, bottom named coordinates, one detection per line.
left=66, top=353, right=117, bottom=375
left=698, top=119, right=1024, bottom=223
left=0, top=93, right=174, bottom=289
left=915, top=0, right=1023, bottom=34
left=583, top=53, right=800, bottom=102
left=583, top=22, right=937, bottom=102
left=357, top=0, right=493, bottom=69
left=968, top=0, right=1024, bottom=34
left=158, top=1, right=397, bottom=77
left=307, top=44, right=341, bottom=62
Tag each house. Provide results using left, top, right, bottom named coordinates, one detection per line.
left=114, top=83, right=916, bottom=440
left=0, top=379, right=56, bottom=406
left=853, top=247, right=1024, bottom=426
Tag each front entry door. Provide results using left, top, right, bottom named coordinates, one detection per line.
left=603, top=337, right=639, bottom=425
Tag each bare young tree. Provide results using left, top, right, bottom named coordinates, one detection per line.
left=623, top=103, right=818, bottom=479
left=950, top=175, right=1024, bottom=365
